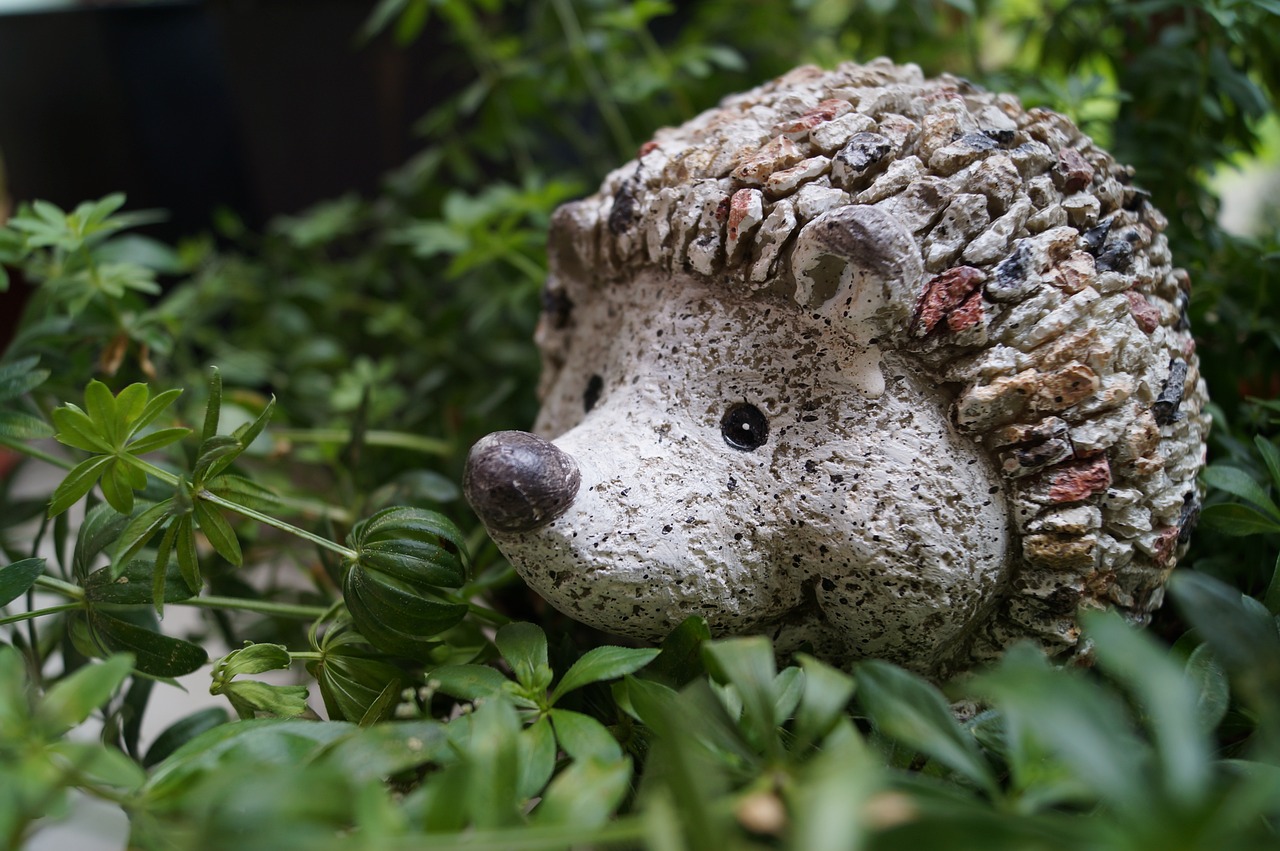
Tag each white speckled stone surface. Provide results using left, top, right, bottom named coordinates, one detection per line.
left=466, top=58, right=1209, bottom=676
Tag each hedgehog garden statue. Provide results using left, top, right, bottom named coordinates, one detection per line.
left=462, top=58, right=1208, bottom=678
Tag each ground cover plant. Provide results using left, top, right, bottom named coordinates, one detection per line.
left=1, top=1, right=1279, bottom=848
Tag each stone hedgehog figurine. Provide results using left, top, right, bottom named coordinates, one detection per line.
left=462, top=58, right=1208, bottom=677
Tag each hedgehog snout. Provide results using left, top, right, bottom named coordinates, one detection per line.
left=464, top=431, right=581, bottom=534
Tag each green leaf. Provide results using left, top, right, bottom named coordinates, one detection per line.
left=855, top=660, right=998, bottom=797
left=37, top=654, right=135, bottom=736
left=1254, top=436, right=1280, bottom=492
left=203, top=396, right=275, bottom=481
left=550, top=707, right=622, bottom=762
left=126, top=427, right=191, bottom=455
left=52, top=404, right=112, bottom=453
left=86, top=611, right=208, bottom=677
left=48, top=454, right=113, bottom=517
left=1198, top=502, right=1280, bottom=536
left=193, top=499, right=242, bottom=566
left=550, top=644, right=661, bottom=704
left=212, top=643, right=292, bottom=680
left=99, top=459, right=137, bottom=514
left=1169, top=571, right=1280, bottom=723
left=1185, top=643, right=1230, bottom=733
left=1203, top=465, right=1280, bottom=520
left=787, top=721, right=881, bottom=851
left=1082, top=610, right=1211, bottom=804
left=701, top=637, right=780, bottom=754
left=317, top=720, right=450, bottom=783
left=85, top=558, right=196, bottom=605
left=495, top=622, right=549, bottom=690
left=965, top=643, right=1147, bottom=813
left=47, top=740, right=146, bottom=791
left=0, top=557, right=44, bottom=607
left=517, top=716, right=556, bottom=800
left=84, top=380, right=119, bottom=443
left=428, top=663, right=511, bottom=701
left=532, top=755, right=632, bottom=829
left=129, top=387, right=183, bottom=439
left=645, top=614, right=711, bottom=687
left=143, top=707, right=229, bottom=768
left=111, top=499, right=174, bottom=573
left=175, top=516, right=201, bottom=593
left=463, top=695, right=522, bottom=829
left=793, top=653, right=857, bottom=751
left=73, top=502, right=129, bottom=579
left=0, top=409, right=55, bottom=439
left=218, top=680, right=310, bottom=720
left=202, top=368, right=223, bottom=443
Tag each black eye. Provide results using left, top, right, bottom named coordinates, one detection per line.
left=721, top=403, right=768, bottom=451
left=583, top=374, right=604, bottom=413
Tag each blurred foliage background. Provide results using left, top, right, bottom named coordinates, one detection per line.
left=1, top=0, right=1280, bottom=848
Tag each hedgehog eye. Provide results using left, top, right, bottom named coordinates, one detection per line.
left=583, top=374, right=604, bottom=413
left=721, top=403, right=769, bottom=451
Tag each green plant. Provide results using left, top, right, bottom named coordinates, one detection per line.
left=1, top=1, right=1279, bottom=848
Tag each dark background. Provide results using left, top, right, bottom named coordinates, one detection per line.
left=0, top=0, right=447, bottom=238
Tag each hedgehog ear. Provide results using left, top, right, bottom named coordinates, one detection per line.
left=791, top=205, right=923, bottom=341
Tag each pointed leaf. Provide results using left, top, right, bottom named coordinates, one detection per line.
left=428, top=663, right=511, bottom=701
left=202, top=368, right=222, bottom=443
left=114, top=384, right=150, bottom=437
left=99, top=459, right=136, bottom=515
left=549, top=707, right=622, bottom=762
left=73, top=503, right=129, bottom=578
left=52, top=404, right=112, bottom=453
left=111, top=499, right=175, bottom=573
left=550, top=645, right=661, bottom=704
left=701, top=637, right=780, bottom=753
left=1203, top=465, right=1280, bottom=520
left=48, top=454, right=113, bottom=516
left=517, top=716, right=556, bottom=800
left=175, top=517, right=201, bottom=593
left=532, top=755, right=631, bottom=829
left=127, top=427, right=191, bottom=455
left=86, top=557, right=196, bottom=605
left=87, top=611, right=208, bottom=677
left=1255, top=436, right=1280, bottom=493
left=193, top=499, right=242, bottom=566
left=129, top=386, right=182, bottom=438
left=143, top=707, right=229, bottom=768
left=1198, top=502, right=1280, bottom=536
left=83, top=381, right=119, bottom=444
left=1083, top=611, right=1210, bottom=804
left=856, top=660, right=998, bottom=797
left=0, top=557, right=45, bottom=607
left=794, top=654, right=856, bottom=750
left=0, top=356, right=47, bottom=400
left=1185, top=643, right=1230, bottom=733
left=496, top=622, right=548, bottom=689
left=38, top=654, right=135, bottom=736
left=0, top=409, right=55, bottom=439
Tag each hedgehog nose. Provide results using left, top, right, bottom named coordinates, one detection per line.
left=464, top=431, right=581, bottom=534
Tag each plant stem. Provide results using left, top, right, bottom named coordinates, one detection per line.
left=464, top=600, right=511, bottom=627
left=176, top=595, right=332, bottom=621
left=121, top=454, right=358, bottom=560
left=197, top=490, right=357, bottom=560
left=0, top=436, right=73, bottom=470
left=35, top=575, right=84, bottom=599
left=0, top=602, right=81, bottom=626
left=270, top=428, right=452, bottom=456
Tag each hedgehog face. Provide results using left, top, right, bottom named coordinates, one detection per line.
left=466, top=270, right=1011, bottom=672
